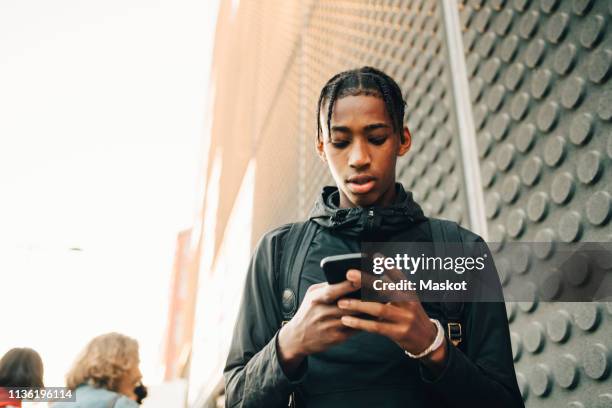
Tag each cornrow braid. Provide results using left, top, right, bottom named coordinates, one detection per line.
left=369, top=73, right=399, bottom=136
left=316, top=71, right=345, bottom=140
left=316, top=66, right=407, bottom=144
left=325, top=77, right=344, bottom=147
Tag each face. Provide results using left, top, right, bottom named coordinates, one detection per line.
left=317, top=94, right=411, bottom=208
left=118, top=361, right=142, bottom=400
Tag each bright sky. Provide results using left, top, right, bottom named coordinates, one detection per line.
left=0, top=0, right=217, bottom=387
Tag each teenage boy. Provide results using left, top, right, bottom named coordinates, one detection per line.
left=224, top=67, right=524, bottom=408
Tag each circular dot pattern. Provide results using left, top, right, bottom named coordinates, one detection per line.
left=563, top=253, right=591, bottom=287
left=574, top=303, right=600, bottom=331
left=537, top=101, right=559, bottom=132
left=511, top=92, right=531, bottom=120
left=482, top=161, right=497, bottom=187
left=546, top=310, right=571, bottom=342
left=497, top=144, right=516, bottom=171
left=530, top=364, right=552, bottom=397
left=507, top=209, right=526, bottom=237
left=554, top=354, right=578, bottom=389
left=540, top=0, right=559, bottom=14
left=598, top=90, right=612, bottom=120
left=516, top=121, right=535, bottom=152
left=526, top=39, right=546, bottom=68
left=580, top=15, right=605, bottom=48
left=587, top=191, right=611, bottom=225
left=478, top=131, right=493, bottom=158
left=486, top=192, right=502, bottom=219
left=534, top=228, right=556, bottom=259
left=559, top=210, right=582, bottom=242
left=583, top=343, right=610, bottom=380
left=520, top=10, right=540, bottom=39
left=528, top=192, right=549, bottom=221
left=573, top=0, right=593, bottom=16
left=569, top=113, right=593, bottom=145
left=521, top=156, right=542, bottom=186
left=554, top=43, right=576, bottom=75
left=589, top=50, right=611, bottom=83
left=562, top=77, right=586, bottom=109
left=501, top=34, right=519, bottom=62
left=505, top=62, right=525, bottom=90
left=492, top=113, right=511, bottom=140
left=532, top=69, right=552, bottom=99
left=546, top=12, right=569, bottom=43
left=544, top=135, right=566, bottom=166
left=487, top=84, right=506, bottom=111
left=524, top=322, right=545, bottom=353
left=502, top=175, right=521, bottom=203
left=577, top=151, right=602, bottom=184
left=551, top=172, right=575, bottom=204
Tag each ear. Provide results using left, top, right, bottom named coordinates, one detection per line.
left=397, top=126, right=411, bottom=157
left=316, top=136, right=327, bottom=163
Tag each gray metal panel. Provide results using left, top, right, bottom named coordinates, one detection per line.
left=459, top=0, right=612, bottom=406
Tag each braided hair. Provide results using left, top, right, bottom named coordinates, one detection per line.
left=316, top=66, right=407, bottom=143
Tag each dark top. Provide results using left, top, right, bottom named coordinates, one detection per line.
left=224, top=184, right=524, bottom=408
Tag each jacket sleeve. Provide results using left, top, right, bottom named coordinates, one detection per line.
left=419, top=233, right=525, bottom=408
left=223, top=226, right=307, bottom=408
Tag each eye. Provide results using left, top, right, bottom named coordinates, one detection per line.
left=369, top=136, right=388, bottom=145
left=330, top=140, right=349, bottom=148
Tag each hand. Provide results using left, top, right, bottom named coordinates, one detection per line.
left=277, top=277, right=361, bottom=376
left=337, top=269, right=448, bottom=374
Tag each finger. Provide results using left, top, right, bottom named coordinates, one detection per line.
left=317, top=278, right=361, bottom=304
left=340, top=315, right=396, bottom=337
left=317, top=304, right=362, bottom=319
left=320, top=318, right=361, bottom=332
left=385, top=266, right=407, bottom=283
left=327, top=324, right=360, bottom=343
left=389, top=298, right=422, bottom=310
left=337, top=299, right=400, bottom=321
left=380, top=267, right=420, bottom=302
left=307, top=282, right=327, bottom=293
left=346, top=269, right=361, bottom=286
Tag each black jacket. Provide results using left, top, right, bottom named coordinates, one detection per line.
left=224, top=184, right=524, bottom=408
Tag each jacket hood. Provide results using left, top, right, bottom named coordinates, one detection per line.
left=308, top=183, right=427, bottom=238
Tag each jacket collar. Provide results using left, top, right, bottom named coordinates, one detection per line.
left=308, top=183, right=427, bottom=237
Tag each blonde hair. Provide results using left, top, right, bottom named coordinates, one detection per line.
left=66, top=333, right=139, bottom=391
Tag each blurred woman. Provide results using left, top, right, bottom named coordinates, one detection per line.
left=52, top=333, right=142, bottom=408
left=0, top=347, right=44, bottom=408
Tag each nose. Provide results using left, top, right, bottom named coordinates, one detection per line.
left=348, top=138, right=371, bottom=169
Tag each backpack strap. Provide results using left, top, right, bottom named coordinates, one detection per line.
left=429, top=218, right=465, bottom=347
left=275, top=221, right=318, bottom=408
left=278, top=221, right=319, bottom=323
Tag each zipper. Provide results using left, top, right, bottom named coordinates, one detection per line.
left=367, top=209, right=375, bottom=233
left=331, top=209, right=348, bottom=226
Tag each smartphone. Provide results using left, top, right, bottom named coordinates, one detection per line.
left=320, top=253, right=369, bottom=299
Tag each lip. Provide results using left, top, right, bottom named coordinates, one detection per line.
left=346, top=175, right=376, bottom=194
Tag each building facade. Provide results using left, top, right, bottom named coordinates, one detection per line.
left=187, top=1, right=612, bottom=407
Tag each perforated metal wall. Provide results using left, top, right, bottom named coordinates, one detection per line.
left=459, top=0, right=611, bottom=406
